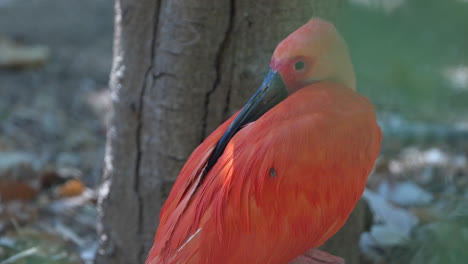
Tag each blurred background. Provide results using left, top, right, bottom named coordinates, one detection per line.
left=0, top=0, right=467, bottom=263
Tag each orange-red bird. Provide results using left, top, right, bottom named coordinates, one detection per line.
left=146, top=18, right=381, bottom=264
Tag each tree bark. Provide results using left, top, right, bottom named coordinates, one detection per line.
left=97, top=1, right=343, bottom=263
left=320, top=199, right=373, bottom=264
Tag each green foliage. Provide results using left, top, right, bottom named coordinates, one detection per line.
left=390, top=202, right=468, bottom=264
left=0, top=229, right=81, bottom=264
left=336, top=0, right=468, bottom=122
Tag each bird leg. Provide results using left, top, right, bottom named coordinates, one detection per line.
left=289, top=248, right=345, bottom=264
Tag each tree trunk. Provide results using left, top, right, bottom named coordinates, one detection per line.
left=97, top=1, right=344, bottom=263
left=320, top=199, right=373, bottom=264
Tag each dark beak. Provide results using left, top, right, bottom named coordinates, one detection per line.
left=205, top=68, right=287, bottom=172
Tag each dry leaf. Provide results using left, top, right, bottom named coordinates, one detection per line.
left=58, top=179, right=85, bottom=198
left=0, top=181, right=37, bottom=202
left=0, top=36, right=49, bottom=69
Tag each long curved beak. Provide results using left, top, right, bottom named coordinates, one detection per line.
left=206, top=68, right=287, bottom=171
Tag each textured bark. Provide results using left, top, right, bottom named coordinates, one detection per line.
left=97, top=1, right=346, bottom=264
left=320, top=199, right=373, bottom=264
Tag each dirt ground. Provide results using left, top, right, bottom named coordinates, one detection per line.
left=0, top=0, right=113, bottom=186
left=0, top=1, right=113, bottom=262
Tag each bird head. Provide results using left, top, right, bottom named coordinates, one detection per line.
left=271, top=17, right=356, bottom=93
left=207, top=18, right=355, bottom=170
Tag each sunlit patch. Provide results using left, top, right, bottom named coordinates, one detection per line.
left=349, top=0, right=406, bottom=14
left=442, top=65, right=468, bottom=92
left=221, top=143, right=235, bottom=184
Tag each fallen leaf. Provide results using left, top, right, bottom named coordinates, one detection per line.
left=0, top=181, right=37, bottom=202
left=0, top=36, right=49, bottom=69
left=58, top=179, right=85, bottom=198
left=370, top=224, right=408, bottom=247
left=378, top=180, right=433, bottom=206
left=363, top=189, right=419, bottom=235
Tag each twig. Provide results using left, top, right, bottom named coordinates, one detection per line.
left=9, top=217, right=20, bottom=232
left=0, top=247, right=39, bottom=264
left=55, top=222, right=86, bottom=246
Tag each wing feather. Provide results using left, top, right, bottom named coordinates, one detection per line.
left=147, top=83, right=382, bottom=264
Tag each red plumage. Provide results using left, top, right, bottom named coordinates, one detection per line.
left=146, top=82, right=381, bottom=263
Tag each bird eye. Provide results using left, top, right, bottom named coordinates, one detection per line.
left=294, top=61, right=305, bottom=71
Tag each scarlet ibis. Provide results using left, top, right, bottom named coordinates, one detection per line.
left=146, top=18, right=381, bottom=264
